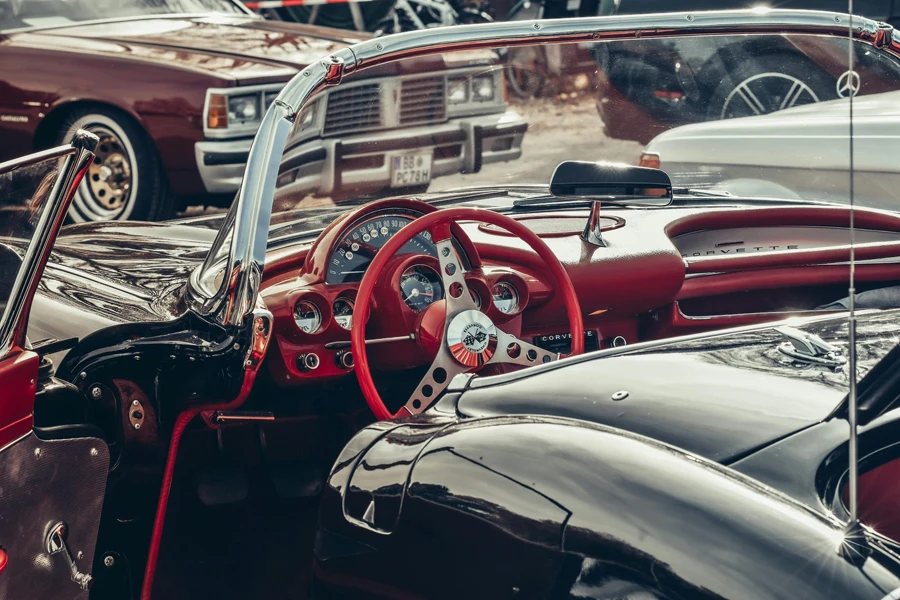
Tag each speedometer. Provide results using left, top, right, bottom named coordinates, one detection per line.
left=326, top=214, right=437, bottom=284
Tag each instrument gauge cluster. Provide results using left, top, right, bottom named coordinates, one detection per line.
left=333, top=297, right=354, bottom=330
left=400, top=265, right=443, bottom=312
left=491, top=281, right=520, bottom=314
left=294, top=299, right=323, bottom=334
left=326, top=213, right=437, bottom=284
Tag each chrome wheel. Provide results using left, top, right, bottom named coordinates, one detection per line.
left=87, top=131, right=132, bottom=210
left=720, top=72, right=820, bottom=119
left=64, top=115, right=139, bottom=222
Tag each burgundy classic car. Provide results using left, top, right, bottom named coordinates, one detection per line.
left=0, top=0, right=525, bottom=222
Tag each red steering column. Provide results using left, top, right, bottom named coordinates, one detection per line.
left=353, top=207, right=584, bottom=420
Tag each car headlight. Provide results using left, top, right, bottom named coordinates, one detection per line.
left=471, top=74, right=496, bottom=102
left=228, top=94, right=260, bottom=124
left=295, top=100, right=319, bottom=133
left=205, top=85, right=285, bottom=134
left=447, top=77, right=469, bottom=104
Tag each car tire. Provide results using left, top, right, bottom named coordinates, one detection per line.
left=504, top=46, right=547, bottom=99
left=56, top=108, right=174, bottom=222
left=706, top=53, right=837, bottom=121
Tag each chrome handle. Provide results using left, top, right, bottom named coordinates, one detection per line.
left=45, top=521, right=92, bottom=591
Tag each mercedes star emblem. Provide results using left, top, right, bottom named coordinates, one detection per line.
left=836, top=70, right=861, bottom=98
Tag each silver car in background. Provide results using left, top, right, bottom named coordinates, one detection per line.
left=641, top=89, right=900, bottom=210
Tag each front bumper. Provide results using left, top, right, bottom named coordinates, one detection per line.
left=194, top=110, right=526, bottom=197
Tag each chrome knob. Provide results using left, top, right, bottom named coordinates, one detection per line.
left=296, top=353, right=320, bottom=372
left=334, top=350, right=354, bottom=369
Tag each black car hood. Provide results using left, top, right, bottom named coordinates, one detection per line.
left=457, top=310, right=900, bottom=464
left=28, top=220, right=216, bottom=346
left=26, top=206, right=374, bottom=346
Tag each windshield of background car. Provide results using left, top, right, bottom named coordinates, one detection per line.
left=0, top=150, right=66, bottom=333
left=263, top=31, right=900, bottom=227
left=0, top=0, right=245, bottom=30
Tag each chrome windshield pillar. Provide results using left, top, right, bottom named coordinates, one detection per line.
left=188, top=52, right=356, bottom=327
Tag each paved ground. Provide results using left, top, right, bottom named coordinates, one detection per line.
left=181, top=95, right=643, bottom=216
left=434, top=94, right=644, bottom=193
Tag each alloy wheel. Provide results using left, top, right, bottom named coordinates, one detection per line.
left=720, top=72, right=820, bottom=119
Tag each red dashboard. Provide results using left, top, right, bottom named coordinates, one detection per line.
left=259, top=198, right=900, bottom=387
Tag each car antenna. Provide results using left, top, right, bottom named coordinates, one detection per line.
left=840, top=0, right=871, bottom=564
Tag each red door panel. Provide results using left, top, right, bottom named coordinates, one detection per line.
left=0, top=349, right=37, bottom=448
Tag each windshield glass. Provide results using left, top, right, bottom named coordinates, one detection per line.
left=0, top=0, right=244, bottom=30
left=260, top=31, right=900, bottom=238
left=195, top=18, right=900, bottom=304
left=0, top=148, right=69, bottom=353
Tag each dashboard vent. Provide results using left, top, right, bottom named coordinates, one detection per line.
left=324, top=84, right=382, bottom=136
left=400, top=77, right=447, bottom=126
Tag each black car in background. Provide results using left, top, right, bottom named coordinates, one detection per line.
left=615, top=0, right=899, bottom=23
left=599, top=0, right=900, bottom=143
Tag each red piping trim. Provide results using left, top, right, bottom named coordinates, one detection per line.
left=139, top=369, right=259, bottom=600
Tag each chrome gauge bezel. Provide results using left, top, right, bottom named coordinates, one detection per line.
left=470, top=288, right=482, bottom=310
left=491, top=281, right=519, bottom=315
left=333, top=297, right=355, bottom=330
left=293, top=299, right=323, bottom=334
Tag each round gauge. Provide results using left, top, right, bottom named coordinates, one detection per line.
left=294, top=299, right=322, bottom=334
left=333, top=297, right=354, bottom=330
left=400, top=265, right=443, bottom=312
left=491, top=281, right=519, bottom=314
left=326, top=214, right=437, bottom=284
left=470, top=288, right=481, bottom=309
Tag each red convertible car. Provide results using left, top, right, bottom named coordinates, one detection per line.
left=0, top=0, right=524, bottom=222
left=5, top=9, right=900, bottom=600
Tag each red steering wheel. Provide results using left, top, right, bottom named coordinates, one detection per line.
left=352, top=207, right=584, bottom=420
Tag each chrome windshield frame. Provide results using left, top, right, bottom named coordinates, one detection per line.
left=0, top=132, right=97, bottom=359
left=186, top=8, right=898, bottom=327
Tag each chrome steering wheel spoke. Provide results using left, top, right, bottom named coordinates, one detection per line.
left=490, top=328, right=559, bottom=367
left=434, top=236, right=478, bottom=316
left=401, top=348, right=468, bottom=416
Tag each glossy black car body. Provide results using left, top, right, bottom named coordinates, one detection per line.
left=313, top=311, right=900, bottom=599
left=25, top=211, right=900, bottom=599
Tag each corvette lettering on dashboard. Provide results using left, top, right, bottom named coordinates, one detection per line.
left=681, top=244, right=800, bottom=258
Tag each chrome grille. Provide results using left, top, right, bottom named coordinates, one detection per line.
left=400, top=77, right=447, bottom=125
left=324, top=83, right=382, bottom=135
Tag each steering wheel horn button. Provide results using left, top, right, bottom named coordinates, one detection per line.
left=447, top=310, right=498, bottom=367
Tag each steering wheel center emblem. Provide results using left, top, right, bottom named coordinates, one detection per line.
left=837, top=70, right=861, bottom=98
left=447, top=310, right=498, bottom=367
left=462, top=323, right=489, bottom=353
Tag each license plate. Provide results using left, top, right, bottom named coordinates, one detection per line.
left=390, top=152, right=432, bottom=188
